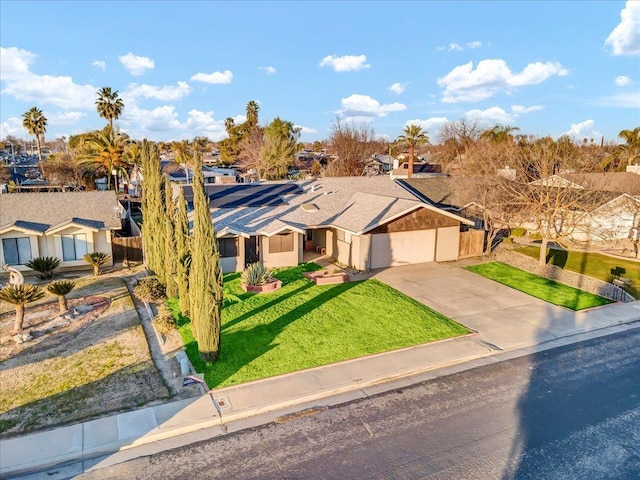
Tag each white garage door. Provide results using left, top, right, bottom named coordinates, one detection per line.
left=370, top=230, right=436, bottom=269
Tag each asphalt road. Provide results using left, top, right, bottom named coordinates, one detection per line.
left=79, top=328, right=640, bottom=480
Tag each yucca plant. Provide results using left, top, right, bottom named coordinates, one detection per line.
left=83, top=252, right=111, bottom=276
left=25, top=256, right=61, bottom=280
left=47, top=280, right=75, bottom=313
left=240, top=262, right=272, bottom=286
left=0, top=284, right=45, bottom=332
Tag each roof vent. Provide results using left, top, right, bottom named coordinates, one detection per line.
left=324, top=191, right=334, bottom=195
left=301, top=203, right=319, bottom=212
left=311, top=184, right=320, bottom=192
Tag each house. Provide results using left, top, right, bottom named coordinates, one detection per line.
left=390, top=162, right=443, bottom=179
left=179, top=177, right=475, bottom=273
left=162, top=161, right=237, bottom=185
left=0, top=191, right=123, bottom=272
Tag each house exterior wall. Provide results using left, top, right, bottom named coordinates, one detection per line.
left=261, top=233, right=302, bottom=269
left=369, top=207, right=458, bottom=234
left=435, top=226, right=461, bottom=261
left=0, top=232, right=40, bottom=271
left=220, top=236, right=245, bottom=273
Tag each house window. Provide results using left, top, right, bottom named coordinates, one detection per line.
left=269, top=233, right=294, bottom=253
left=2, top=237, right=32, bottom=265
left=61, top=233, right=88, bottom=261
left=218, top=238, right=238, bottom=258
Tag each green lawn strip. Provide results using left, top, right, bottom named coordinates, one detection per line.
left=171, top=263, right=468, bottom=388
left=465, top=262, right=613, bottom=310
left=515, top=246, right=639, bottom=299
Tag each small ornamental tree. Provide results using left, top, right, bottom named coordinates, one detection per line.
left=47, top=280, right=75, bottom=313
left=0, top=284, right=45, bottom=332
left=83, top=252, right=111, bottom=276
left=188, top=151, right=223, bottom=362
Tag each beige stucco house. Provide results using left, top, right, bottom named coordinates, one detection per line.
left=180, top=177, right=475, bottom=273
left=0, top=191, right=123, bottom=272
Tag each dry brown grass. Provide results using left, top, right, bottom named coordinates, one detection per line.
left=0, top=274, right=171, bottom=437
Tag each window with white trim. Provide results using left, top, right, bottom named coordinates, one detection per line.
left=2, top=237, right=32, bottom=265
left=61, top=233, right=88, bottom=261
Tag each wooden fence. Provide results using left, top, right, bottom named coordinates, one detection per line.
left=459, top=230, right=485, bottom=258
left=112, top=236, right=144, bottom=265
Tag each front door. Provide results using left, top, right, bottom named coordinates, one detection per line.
left=244, top=236, right=259, bottom=265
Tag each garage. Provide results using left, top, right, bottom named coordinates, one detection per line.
left=370, top=229, right=436, bottom=268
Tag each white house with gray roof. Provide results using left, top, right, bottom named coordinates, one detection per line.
left=0, top=191, right=123, bottom=272
left=179, top=177, right=475, bottom=272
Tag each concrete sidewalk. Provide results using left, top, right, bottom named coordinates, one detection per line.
left=2, top=265, right=640, bottom=478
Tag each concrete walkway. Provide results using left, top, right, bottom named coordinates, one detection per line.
left=2, top=262, right=640, bottom=478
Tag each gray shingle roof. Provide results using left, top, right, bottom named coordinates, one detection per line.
left=0, top=191, right=122, bottom=232
left=207, top=176, right=470, bottom=236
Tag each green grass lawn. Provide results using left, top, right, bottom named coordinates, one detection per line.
left=515, top=246, right=639, bottom=299
left=465, top=262, right=614, bottom=310
left=170, top=263, right=468, bottom=388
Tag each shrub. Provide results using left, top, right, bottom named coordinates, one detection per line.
left=46, top=280, right=75, bottom=313
left=25, top=256, right=60, bottom=280
left=509, top=227, right=527, bottom=238
left=241, top=262, right=272, bottom=286
left=529, top=232, right=543, bottom=241
left=133, top=276, right=166, bottom=303
left=153, top=303, right=176, bottom=336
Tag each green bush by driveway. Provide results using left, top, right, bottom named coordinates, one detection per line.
left=465, top=262, right=614, bottom=311
left=170, top=264, right=468, bottom=388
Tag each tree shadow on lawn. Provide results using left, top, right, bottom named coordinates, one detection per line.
left=186, top=281, right=360, bottom=388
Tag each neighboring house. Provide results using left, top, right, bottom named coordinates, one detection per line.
left=366, top=154, right=399, bottom=174
left=179, top=177, right=474, bottom=273
left=390, top=162, right=443, bottom=179
left=0, top=191, right=123, bottom=272
left=162, top=161, right=237, bottom=185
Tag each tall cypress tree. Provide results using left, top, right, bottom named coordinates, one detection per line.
left=141, top=141, right=167, bottom=282
left=189, top=151, right=223, bottom=362
left=176, top=188, right=191, bottom=317
left=163, top=176, right=178, bottom=297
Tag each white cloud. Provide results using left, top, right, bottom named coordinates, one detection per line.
left=184, top=110, right=227, bottom=141
left=615, top=75, right=635, bottom=86
left=562, top=119, right=602, bottom=141
left=47, top=111, right=86, bottom=125
left=337, top=94, right=406, bottom=117
left=388, top=82, right=407, bottom=94
left=404, top=117, right=449, bottom=132
left=0, top=47, right=95, bottom=110
left=190, top=70, right=233, bottom=84
left=0, top=117, right=24, bottom=138
left=375, top=133, right=391, bottom=142
left=437, top=59, right=569, bottom=103
left=259, top=66, right=277, bottom=75
left=295, top=125, right=318, bottom=135
left=448, top=43, right=463, bottom=51
left=465, top=107, right=515, bottom=125
left=467, top=41, right=482, bottom=49
left=119, top=52, right=155, bottom=76
left=511, top=104, right=544, bottom=114
left=605, top=1, right=640, bottom=56
left=596, top=91, right=640, bottom=108
left=318, top=54, right=370, bottom=72
left=92, top=60, right=106, bottom=72
left=125, top=81, right=191, bottom=101
left=122, top=104, right=182, bottom=132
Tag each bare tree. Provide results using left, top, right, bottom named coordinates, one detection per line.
left=326, top=118, right=378, bottom=176
left=437, top=118, right=481, bottom=171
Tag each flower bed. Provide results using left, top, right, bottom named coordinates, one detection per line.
left=241, top=279, right=282, bottom=293
left=303, top=270, right=350, bottom=285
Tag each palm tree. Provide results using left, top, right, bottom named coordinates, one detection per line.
left=47, top=280, right=75, bottom=313
left=396, top=124, right=429, bottom=179
left=95, top=87, right=125, bottom=131
left=480, top=125, right=520, bottom=144
left=22, top=107, right=47, bottom=162
left=172, top=139, right=192, bottom=181
left=83, top=252, right=111, bottom=276
left=602, top=127, right=640, bottom=171
left=77, top=128, right=129, bottom=189
left=245, top=100, right=260, bottom=128
left=0, top=284, right=45, bottom=332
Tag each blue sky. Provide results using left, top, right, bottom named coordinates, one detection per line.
left=1, top=1, right=639, bottom=145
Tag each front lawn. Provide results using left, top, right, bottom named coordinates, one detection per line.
left=171, top=264, right=468, bottom=388
left=465, top=262, right=614, bottom=310
left=515, top=246, right=639, bottom=299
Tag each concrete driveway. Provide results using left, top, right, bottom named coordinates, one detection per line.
left=372, top=261, right=618, bottom=351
